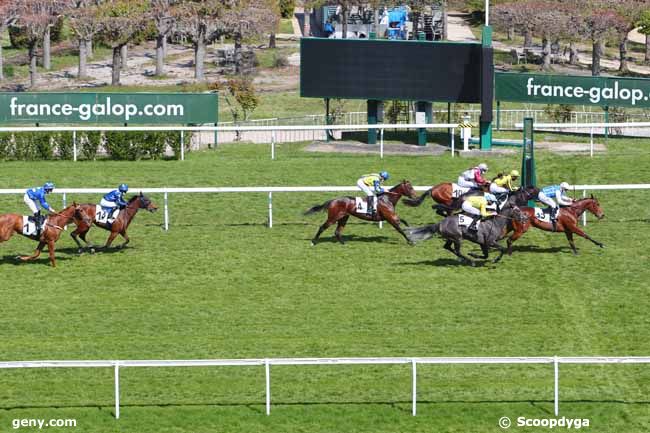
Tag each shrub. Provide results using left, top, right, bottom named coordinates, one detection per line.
left=272, top=52, right=289, bottom=68
left=0, top=133, right=14, bottom=160
left=279, top=0, right=295, bottom=18
left=53, top=132, right=74, bottom=160
left=13, top=133, right=54, bottom=160
left=81, top=132, right=102, bottom=160
left=9, top=18, right=65, bottom=48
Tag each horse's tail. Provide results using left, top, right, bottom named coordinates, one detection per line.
left=405, top=223, right=440, bottom=243
left=403, top=189, right=431, bottom=207
left=304, top=200, right=333, bottom=216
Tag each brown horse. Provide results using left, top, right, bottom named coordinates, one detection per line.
left=304, top=180, right=418, bottom=245
left=0, top=203, right=91, bottom=267
left=71, top=193, right=158, bottom=252
left=504, top=196, right=605, bottom=255
left=404, top=182, right=489, bottom=216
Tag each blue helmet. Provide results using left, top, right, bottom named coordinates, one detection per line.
left=43, top=182, right=55, bottom=191
left=379, top=171, right=390, bottom=180
left=484, top=193, right=497, bottom=203
left=118, top=183, right=129, bottom=193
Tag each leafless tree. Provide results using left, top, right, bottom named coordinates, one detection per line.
left=149, top=0, right=177, bottom=76
left=0, top=1, right=18, bottom=81
left=68, top=1, right=102, bottom=79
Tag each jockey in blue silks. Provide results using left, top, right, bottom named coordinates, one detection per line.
left=24, top=182, right=56, bottom=231
left=100, top=184, right=129, bottom=218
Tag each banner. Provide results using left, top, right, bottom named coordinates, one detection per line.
left=0, top=93, right=218, bottom=124
left=496, top=72, right=650, bottom=108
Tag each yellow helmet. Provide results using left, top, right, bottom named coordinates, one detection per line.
left=510, top=170, right=520, bottom=177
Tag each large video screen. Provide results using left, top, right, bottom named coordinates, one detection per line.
left=300, top=38, right=485, bottom=102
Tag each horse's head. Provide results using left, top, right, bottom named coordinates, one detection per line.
left=391, top=180, right=418, bottom=199
left=72, top=202, right=93, bottom=226
left=586, top=194, right=604, bottom=220
left=509, top=205, right=529, bottom=224
left=137, top=192, right=158, bottom=213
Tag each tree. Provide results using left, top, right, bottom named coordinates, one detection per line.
left=96, top=0, right=148, bottom=85
left=578, top=7, right=626, bottom=76
left=13, top=0, right=62, bottom=88
left=68, top=1, right=103, bottom=79
left=149, top=0, right=176, bottom=76
left=174, top=0, right=226, bottom=81
left=209, top=78, right=259, bottom=140
left=639, top=9, right=650, bottom=63
left=609, top=0, right=647, bottom=73
left=0, top=1, right=18, bottom=81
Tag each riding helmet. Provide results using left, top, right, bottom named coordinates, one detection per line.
left=380, top=171, right=390, bottom=180
left=478, top=163, right=488, bottom=172
left=510, top=170, right=520, bottom=177
left=119, top=183, right=129, bottom=193
left=560, top=182, right=570, bottom=190
left=43, top=182, right=55, bottom=191
left=484, top=193, right=497, bottom=202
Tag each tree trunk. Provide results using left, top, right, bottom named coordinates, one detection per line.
left=592, top=40, right=601, bottom=76
left=541, top=36, right=551, bottom=70
left=163, top=35, right=167, bottom=57
left=43, top=26, right=51, bottom=70
left=194, top=30, right=206, bottom=80
left=28, top=41, right=38, bottom=88
left=442, top=0, right=448, bottom=40
left=524, top=29, right=532, bottom=47
left=234, top=33, right=242, bottom=74
left=269, top=33, right=276, bottom=48
left=645, top=33, right=650, bottom=63
left=88, top=38, right=93, bottom=58
left=373, top=8, right=378, bottom=36
left=618, top=35, right=628, bottom=73
left=120, top=44, right=128, bottom=69
left=156, top=34, right=165, bottom=76
left=569, top=41, right=579, bottom=65
left=507, top=27, right=514, bottom=40
left=0, top=28, right=4, bottom=81
left=111, top=45, right=122, bottom=85
left=302, top=8, right=311, bottom=37
left=341, top=6, right=348, bottom=39
left=78, top=38, right=88, bottom=79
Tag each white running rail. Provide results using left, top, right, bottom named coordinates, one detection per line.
left=0, top=184, right=646, bottom=230
left=1, top=356, right=648, bottom=419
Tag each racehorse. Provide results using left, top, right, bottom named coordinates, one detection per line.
left=405, top=204, right=528, bottom=266
left=403, top=182, right=490, bottom=216
left=0, top=203, right=91, bottom=267
left=304, top=180, right=418, bottom=245
left=504, top=196, right=605, bottom=255
left=70, top=193, right=158, bottom=252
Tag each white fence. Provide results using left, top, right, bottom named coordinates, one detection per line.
left=0, top=183, right=647, bottom=230
left=1, top=356, right=648, bottom=419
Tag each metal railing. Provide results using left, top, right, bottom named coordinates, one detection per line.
left=1, top=356, right=648, bottom=419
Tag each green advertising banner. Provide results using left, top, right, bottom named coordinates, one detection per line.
left=0, top=93, right=218, bottom=124
left=496, top=72, right=650, bottom=108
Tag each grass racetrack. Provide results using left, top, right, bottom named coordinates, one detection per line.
left=1, top=138, right=649, bottom=432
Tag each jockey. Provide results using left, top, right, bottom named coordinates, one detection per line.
left=357, top=171, right=389, bottom=216
left=457, top=163, right=489, bottom=189
left=100, top=184, right=129, bottom=218
left=24, top=182, right=56, bottom=232
left=462, top=192, right=498, bottom=231
left=490, top=170, right=520, bottom=197
left=538, top=182, right=574, bottom=230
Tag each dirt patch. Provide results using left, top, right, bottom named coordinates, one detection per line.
left=305, top=140, right=449, bottom=156
left=536, top=141, right=606, bottom=154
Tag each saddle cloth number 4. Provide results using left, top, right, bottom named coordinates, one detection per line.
left=95, top=205, right=119, bottom=224
left=355, top=197, right=369, bottom=214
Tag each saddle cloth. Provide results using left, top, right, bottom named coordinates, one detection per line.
left=22, top=216, right=44, bottom=236
left=354, top=197, right=369, bottom=214
left=458, top=214, right=480, bottom=229
left=95, top=205, right=120, bottom=224
left=451, top=183, right=471, bottom=199
left=534, top=207, right=552, bottom=223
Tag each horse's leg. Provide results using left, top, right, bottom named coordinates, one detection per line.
left=334, top=216, right=350, bottom=245
left=568, top=224, right=605, bottom=249
left=384, top=214, right=411, bottom=244
left=102, top=231, right=120, bottom=249
left=564, top=231, right=578, bottom=255
left=400, top=218, right=409, bottom=227
left=47, top=240, right=57, bottom=267
left=443, top=240, right=455, bottom=255
left=311, top=220, right=333, bottom=246
left=19, top=241, right=45, bottom=262
left=469, top=243, right=490, bottom=259
left=452, top=239, right=475, bottom=266
left=119, top=231, right=130, bottom=249
left=489, top=241, right=506, bottom=263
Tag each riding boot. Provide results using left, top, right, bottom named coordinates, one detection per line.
left=468, top=217, right=479, bottom=231
left=368, top=196, right=375, bottom=217
left=551, top=208, right=558, bottom=232
left=32, top=212, right=41, bottom=235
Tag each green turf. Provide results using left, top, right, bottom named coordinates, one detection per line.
left=0, top=137, right=649, bottom=432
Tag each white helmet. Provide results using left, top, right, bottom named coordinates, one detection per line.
left=560, top=182, right=570, bottom=190
left=478, top=163, right=488, bottom=172
left=484, top=193, right=497, bottom=203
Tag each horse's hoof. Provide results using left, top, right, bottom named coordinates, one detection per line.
left=90, top=248, right=96, bottom=254
left=599, top=243, right=605, bottom=248
left=77, top=248, right=84, bottom=254
left=310, top=241, right=316, bottom=247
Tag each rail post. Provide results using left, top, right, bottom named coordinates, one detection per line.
left=180, top=130, right=185, bottom=161
left=265, top=359, right=271, bottom=415
left=114, top=363, right=120, bottom=419
left=554, top=356, right=559, bottom=416
left=412, top=359, right=417, bottom=416
left=271, top=131, right=276, bottom=160
left=268, top=192, right=273, bottom=228
left=164, top=190, right=169, bottom=231
left=450, top=127, right=455, bottom=157
left=380, top=128, right=384, bottom=159
left=72, top=131, right=77, bottom=162
left=590, top=127, right=594, bottom=158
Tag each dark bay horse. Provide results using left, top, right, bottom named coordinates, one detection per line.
left=405, top=204, right=528, bottom=266
left=404, top=182, right=489, bottom=216
left=71, top=193, right=158, bottom=251
left=304, top=180, right=418, bottom=245
left=504, top=196, right=605, bottom=255
left=0, top=203, right=91, bottom=267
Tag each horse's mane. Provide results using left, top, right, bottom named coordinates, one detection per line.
left=128, top=195, right=139, bottom=203
left=389, top=180, right=408, bottom=191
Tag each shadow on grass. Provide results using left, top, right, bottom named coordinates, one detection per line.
left=0, top=254, right=74, bottom=267
left=308, top=235, right=396, bottom=245
left=509, top=244, right=573, bottom=254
